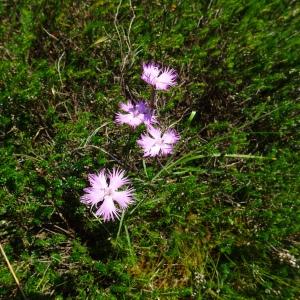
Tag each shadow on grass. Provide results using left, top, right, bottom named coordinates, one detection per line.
left=60, top=188, right=116, bottom=261
left=15, top=291, right=53, bottom=300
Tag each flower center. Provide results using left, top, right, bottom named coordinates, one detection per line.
left=132, top=110, right=140, bottom=117
left=155, top=137, right=164, bottom=146
left=129, top=107, right=141, bottom=117
left=104, top=188, right=113, bottom=197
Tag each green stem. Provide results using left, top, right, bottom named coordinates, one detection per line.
left=150, top=88, right=156, bottom=109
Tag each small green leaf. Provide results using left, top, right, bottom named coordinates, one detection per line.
left=92, top=36, right=108, bottom=46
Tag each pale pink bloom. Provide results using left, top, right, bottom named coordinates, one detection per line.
left=115, top=100, right=156, bottom=128
left=81, top=168, right=134, bottom=222
left=141, top=62, right=177, bottom=90
left=137, top=126, right=180, bottom=157
left=141, top=62, right=160, bottom=86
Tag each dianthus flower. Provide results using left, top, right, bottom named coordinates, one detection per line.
left=141, top=62, right=177, bottom=90
left=115, top=100, right=156, bottom=128
left=81, top=168, right=134, bottom=222
left=137, top=126, right=180, bottom=157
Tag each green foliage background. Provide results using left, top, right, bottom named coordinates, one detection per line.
left=0, top=0, right=299, bottom=299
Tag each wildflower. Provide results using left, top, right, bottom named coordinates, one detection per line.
left=141, top=62, right=177, bottom=90
left=141, top=62, right=160, bottom=86
left=137, top=126, right=180, bottom=157
left=81, top=168, right=134, bottom=222
left=115, top=100, right=156, bottom=128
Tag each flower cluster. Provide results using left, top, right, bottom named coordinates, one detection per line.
left=81, top=62, right=180, bottom=222
left=116, top=62, right=180, bottom=157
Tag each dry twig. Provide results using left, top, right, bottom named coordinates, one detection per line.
left=0, top=243, right=27, bottom=300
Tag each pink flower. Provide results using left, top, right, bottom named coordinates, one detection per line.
left=141, top=62, right=177, bottom=90
left=141, top=63, right=160, bottom=86
left=137, top=126, right=180, bottom=157
left=115, top=100, right=157, bottom=128
left=81, top=168, right=134, bottom=222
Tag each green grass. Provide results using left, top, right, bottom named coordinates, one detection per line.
left=0, top=0, right=299, bottom=299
